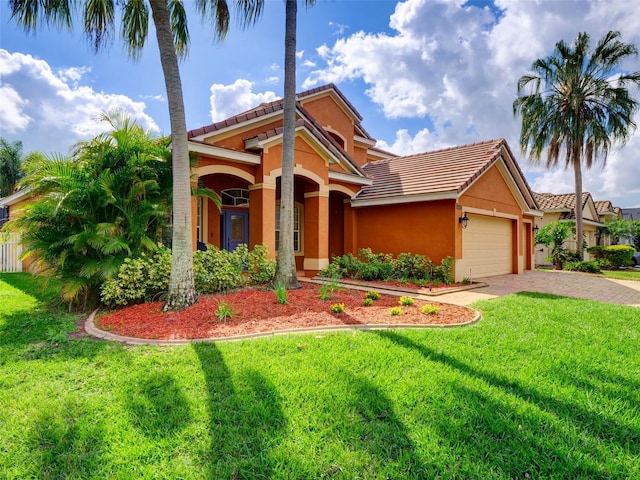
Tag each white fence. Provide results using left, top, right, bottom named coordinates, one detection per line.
left=0, top=233, right=23, bottom=272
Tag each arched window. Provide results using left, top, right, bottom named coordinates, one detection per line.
left=327, top=131, right=345, bottom=149
left=221, top=188, right=250, bottom=206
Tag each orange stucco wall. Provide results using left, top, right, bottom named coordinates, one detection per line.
left=300, top=94, right=356, bottom=156
left=460, top=165, right=522, bottom=217
left=354, top=200, right=457, bottom=263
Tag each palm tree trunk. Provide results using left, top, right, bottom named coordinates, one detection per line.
left=275, top=0, right=300, bottom=289
left=573, top=150, right=584, bottom=260
left=149, top=0, right=198, bottom=310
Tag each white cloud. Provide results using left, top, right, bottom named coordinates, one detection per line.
left=0, top=49, right=158, bottom=155
left=302, top=0, right=640, bottom=207
left=209, top=79, right=280, bottom=122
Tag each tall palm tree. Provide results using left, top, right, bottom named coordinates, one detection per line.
left=276, top=0, right=314, bottom=289
left=0, top=138, right=26, bottom=197
left=9, top=0, right=263, bottom=310
left=514, top=31, right=640, bottom=259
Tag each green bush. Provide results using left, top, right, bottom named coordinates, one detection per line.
left=586, top=245, right=605, bottom=260
left=321, top=250, right=455, bottom=285
left=101, top=248, right=172, bottom=307
left=564, top=261, right=601, bottom=273
left=602, top=245, right=635, bottom=268
left=247, top=244, right=276, bottom=284
left=101, top=244, right=275, bottom=307
left=193, top=247, right=246, bottom=294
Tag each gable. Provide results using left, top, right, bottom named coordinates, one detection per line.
left=460, top=163, right=521, bottom=215
left=299, top=93, right=356, bottom=153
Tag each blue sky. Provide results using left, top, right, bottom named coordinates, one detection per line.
left=2, top=0, right=640, bottom=207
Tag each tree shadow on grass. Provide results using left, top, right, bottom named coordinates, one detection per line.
left=193, top=342, right=286, bottom=478
left=369, top=330, right=639, bottom=474
left=125, top=371, right=193, bottom=439
left=336, top=371, right=429, bottom=478
left=24, top=399, right=106, bottom=479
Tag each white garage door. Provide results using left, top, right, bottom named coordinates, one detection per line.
left=462, top=214, right=513, bottom=278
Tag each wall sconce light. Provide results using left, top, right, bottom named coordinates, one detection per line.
left=532, top=224, right=539, bottom=235
left=458, top=212, right=469, bottom=229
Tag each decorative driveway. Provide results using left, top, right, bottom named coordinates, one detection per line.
left=428, top=270, right=640, bottom=307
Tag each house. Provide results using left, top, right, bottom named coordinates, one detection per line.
left=531, top=192, right=629, bottom=265
left=187, top=83, right=541, bottom=281
left=0, top=188, right=32, bottom=272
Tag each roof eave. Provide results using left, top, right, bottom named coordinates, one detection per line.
left=351, top=191, right=458, bottom=208
left=188, top=141, right=261, bottom=165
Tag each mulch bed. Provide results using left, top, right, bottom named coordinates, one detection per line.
left=96, top=283, right=476, bottom=341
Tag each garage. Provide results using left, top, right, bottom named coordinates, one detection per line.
left=462, top=214, right=513, bottom=278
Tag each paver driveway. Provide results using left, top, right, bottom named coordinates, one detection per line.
left=429, top=269, right=640, bottom=307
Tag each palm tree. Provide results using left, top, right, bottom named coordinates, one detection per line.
left=514, top=31, right=640, bottom=259
left=0, top=138, right=26, bottom=197
left=9, top=0, right=263, bottom=310
left=276, top=0, right=314, bottom=289
left=10, top=112, right=174, bottom=308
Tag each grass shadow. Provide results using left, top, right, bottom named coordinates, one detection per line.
left=24, top=399, right=106, bottom=479
left=193, top=342, right=286, bottom=477
left=125, top=371, right=193, bottom=439
left=370, top=330, right=640, bottom=458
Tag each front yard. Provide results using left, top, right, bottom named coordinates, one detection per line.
left=1, top=273, right=639, bottom=479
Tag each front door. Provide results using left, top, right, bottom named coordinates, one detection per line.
left=222, top=209, right=249, bottom=252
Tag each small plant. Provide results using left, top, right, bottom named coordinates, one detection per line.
left=362, top=297, right=374, bottom=307
left=365, top=290, right=380, bottom=301
left=330, top=303, right=346, bottom=314
left=413, top=278, right=428, bottom=288
left=215, top=301, right=235, bottom=323
left=399, top=296, right=414, bottom=306
left=274, top=281, right=288, bottom=304
left=420, top=304, right=440, bottom=315
left=319, top=279, right=340, bottom=302
left=389, top=306, right=403, bottom=316
left=461, top=277, right=472, bottom=285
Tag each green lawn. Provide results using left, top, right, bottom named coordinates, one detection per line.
left=1, top=273, right=639, bottom=479
left=601, top=269, right=640, bottom=281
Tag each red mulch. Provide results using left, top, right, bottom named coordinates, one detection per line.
left=96, top=283, right=476, bottom=341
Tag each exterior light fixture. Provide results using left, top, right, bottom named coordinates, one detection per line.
left=532, top=224, right=539, bottom=235
left=459, top=212, right=469, bottom=229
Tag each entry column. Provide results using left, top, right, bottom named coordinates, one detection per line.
left=303, top=188, right=330, bottom=275
left=249, top=182, right=276, bottom=257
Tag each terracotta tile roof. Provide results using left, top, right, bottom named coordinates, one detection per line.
left=594, top=200, right=614, bottom=215
left=355, top=139, right=513, bottom=202
left=533, top=192, right=590, bottom=211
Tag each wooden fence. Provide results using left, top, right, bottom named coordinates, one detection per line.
left=0, top=233, right=23, bottom=272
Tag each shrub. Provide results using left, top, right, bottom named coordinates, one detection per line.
left=330, top=303, right=345, bottom=314
left=362, top=298, right=374, bottom=307
left=100, top=248, right=172, bottom=307
left=564, top=261, right=601, bottom=273
left=399, top=296, right=414, bottom=306
left=215, top=301, right=235, bottom=323
left=193, top=247, right=246, bottom=294
left=420, top=304, right=440, bottom=315
left=319, top=259, right=345, bottom=279
left=394, top=253, right=430, bottom=280
left=602, top=245, right=635, bottom=268
left=247, top=244, right=276, bottom=284
left=597, top=258, right=613, bottom=270
left=433, top=256, right=455, bottom=285
left=389, top=306, right=403, bottom=316
left=586, top=245, right=605, bottom=260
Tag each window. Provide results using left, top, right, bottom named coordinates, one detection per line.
left=196, top=197, right=203, bottom=243
left=221, top=188, right=250, bottom=206
left=275, top=203, right=302, bottom=253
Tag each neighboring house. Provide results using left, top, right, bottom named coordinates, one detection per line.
left=621, top=207, right=640, bottom=245
left=187, top=83, right=541, bottom=281
left=532, top=192, right=604, bottom=265
left=0, top=188, right=32, bottom=272
left=594, top=200, right=624, bottom=245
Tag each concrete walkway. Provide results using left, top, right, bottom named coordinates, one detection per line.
left=428, top=269, right=640, bottom=307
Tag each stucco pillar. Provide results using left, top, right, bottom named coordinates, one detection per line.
left=249, top=183, right=277, bottom=258
left=303, top=189, right=330, bottom=273
left=343, top=200, right=357, bottom=255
